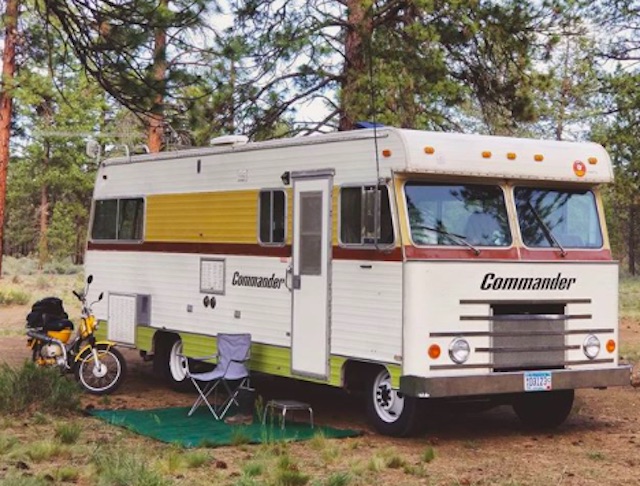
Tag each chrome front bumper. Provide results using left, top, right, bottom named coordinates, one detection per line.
left=400, top=366, right=631, bottom=398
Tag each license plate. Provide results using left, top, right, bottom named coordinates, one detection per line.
left=524, top=371, right=552, bottom=392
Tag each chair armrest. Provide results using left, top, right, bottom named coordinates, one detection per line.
left=178, top=353, right=219, bottom=362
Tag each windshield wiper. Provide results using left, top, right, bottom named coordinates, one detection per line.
left=526, top=202, right=567, bottom=257
left=413, top=224, right=480, bottom=255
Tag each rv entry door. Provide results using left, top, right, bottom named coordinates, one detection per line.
left=290, top=170, right=333, bottom=379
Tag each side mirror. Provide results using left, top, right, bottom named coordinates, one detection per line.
left=87, top=275, right=94, bottom=284
left=98, top=292, right=104, bottom=301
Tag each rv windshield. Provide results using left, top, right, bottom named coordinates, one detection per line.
left=514, top=187, right=603, bottom=248
left=404, top=182, right=511, bottom=247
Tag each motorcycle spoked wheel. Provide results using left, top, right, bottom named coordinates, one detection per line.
left=74, top=344, right=127, bottom=395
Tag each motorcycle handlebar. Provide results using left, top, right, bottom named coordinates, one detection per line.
left=73, top=290, right=82, bottom=301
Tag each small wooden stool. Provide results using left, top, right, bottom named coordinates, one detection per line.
left=262, top=399, right=314, bottom=429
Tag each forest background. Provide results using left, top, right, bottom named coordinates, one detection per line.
left=1, top=0, right=640, bottom=275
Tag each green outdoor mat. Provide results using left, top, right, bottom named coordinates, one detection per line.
left=89, top=406, right=360, bottom=448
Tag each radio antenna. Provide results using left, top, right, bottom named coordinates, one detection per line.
left=368, top=32, right=382, bottom=251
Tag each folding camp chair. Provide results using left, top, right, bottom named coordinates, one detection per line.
left=186, top=333, right=251, bottom=420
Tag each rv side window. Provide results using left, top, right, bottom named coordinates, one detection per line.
left=259, top=190, right=286, bottom=245
left=92, top=198, right=144, bottom=241
left=340, top=186, right=393, bottom=245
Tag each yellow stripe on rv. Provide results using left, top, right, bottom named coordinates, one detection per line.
left=146, top=191, right=257, bottom=243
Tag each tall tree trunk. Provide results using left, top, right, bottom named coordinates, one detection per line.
left=38, top=140, right=50, bottom=268
left=0, top=0, right=20, bottom=277
left=147, top=0, right=168, bottom=153
left=629, top=204, right=636, bottom=276
left=340, top=0, right=371, bottom=131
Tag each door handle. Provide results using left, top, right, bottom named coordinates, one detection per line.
left=292, top=275, right=301, bottom=290
left=285, top=265, right=293, bottom=291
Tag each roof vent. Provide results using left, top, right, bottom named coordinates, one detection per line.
left=210, top=135, right=249, bottom=147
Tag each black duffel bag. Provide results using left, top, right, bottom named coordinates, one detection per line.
left=26, top=297, right=73, bottom=331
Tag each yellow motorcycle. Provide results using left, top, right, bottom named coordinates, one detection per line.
left=26, top=275, right=126, bottom=394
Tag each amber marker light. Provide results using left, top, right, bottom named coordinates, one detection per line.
left=428, top=344, right=441, bottom=359
left=481, top=151, right=492, bottom=159
left=573, top=160, right=587, bottom=177
left=588, top=157, right=598, bottom=165
left=534, top=154, right=544, bottom=162
left=424, top=146, right=435, bottom=154
left=382, top=149, right=392, bottom=157
left=606, top=339, right=616, bottom=353
left=507, top=152, right=517, bottom=160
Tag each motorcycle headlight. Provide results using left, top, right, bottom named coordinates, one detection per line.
left=583, top=335, right=601, bottom=359
left=449, top=338, right=470, bottom=364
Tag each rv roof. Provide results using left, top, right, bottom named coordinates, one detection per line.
left=102, top=127, right=613, bottom=184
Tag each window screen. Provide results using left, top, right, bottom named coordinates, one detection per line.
left=259, top=190, right=286, bottom=244
left=340, top=186, right=393, bottom=245
left=299, top=191, right=322, bottom=275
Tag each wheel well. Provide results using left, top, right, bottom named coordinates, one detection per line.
left=342, top=361, right=386, bottom=393
left=151, top=331, right=181, bottom=375
left=153, top=331, right=180, bottom=354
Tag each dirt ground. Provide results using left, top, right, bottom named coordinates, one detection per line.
left=3, top=303, right=640, bottom=485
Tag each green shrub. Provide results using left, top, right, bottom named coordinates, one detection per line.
left=0, top=433, right=19, bottom=454
left=43, top=259, right=82, bottom=275
left=0, top=288, right=31, bottom=305
left=421, top=446, right=436, bottom=463
left=0, top=475, right=51, bottom=486
left=324, top=472, right=351, bottom=486
left=183, top=450, right=210, bottom=469
left=242, top=460, right=264, bottom=477
left=55, top=422, right=82, bottom=444
left=55, top=466, right=80, bottom=482
left=3, top=256, right=38, bottom=276
left=0, top=361, right=81, bottom=415
left=93, top=447, right=171, bottom=486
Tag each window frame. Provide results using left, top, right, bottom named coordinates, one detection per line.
left=338, top=183, right=396, bottom=248
left=90, top=196, right=145, bottom=243
left=257, top=188, right=287, bottom=247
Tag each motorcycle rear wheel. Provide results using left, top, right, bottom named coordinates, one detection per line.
left=75, top=345, right=126, bottom=395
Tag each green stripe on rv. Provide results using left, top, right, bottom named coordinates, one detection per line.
left=120, top=323, right=401, bottom=388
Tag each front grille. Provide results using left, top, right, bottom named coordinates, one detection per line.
left=428, top=298, right=614, bottom=371
left=491, top=304, right=565, bottom=371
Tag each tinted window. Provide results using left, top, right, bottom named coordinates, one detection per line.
left=259, top=190, right=286, bottom=244
left=91, top=198, right=144, bottom=241
left=340, top=186, right=393, bottom=245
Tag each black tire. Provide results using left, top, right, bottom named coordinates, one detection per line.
left=74, top=345, right=127, bottom=395
left=512, top=389, right=574, bottom=429
left=155, top=334, right=192, bottom=391
left=364, top=368, right=423, bottom=437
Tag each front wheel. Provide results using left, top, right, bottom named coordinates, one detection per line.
left=512, top=389, right=574, bottom=429
left=75, top=345, right=127, bottom=395
left=364, top=368, right=423, bottom=437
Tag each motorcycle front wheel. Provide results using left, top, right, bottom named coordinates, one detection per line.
left=75, top=344, right=127, bottom=395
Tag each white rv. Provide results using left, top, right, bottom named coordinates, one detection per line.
left=86, top=127, right=630, bottom=436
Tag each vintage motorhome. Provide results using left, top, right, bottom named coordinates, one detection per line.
left=85, top=127, right=630, bottom=436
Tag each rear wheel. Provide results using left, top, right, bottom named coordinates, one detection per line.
left=155, top=334, right=191, bottom=391
left=512, top=389, right=574, bottom=429
left=364, top=368, right=422, bottom=437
